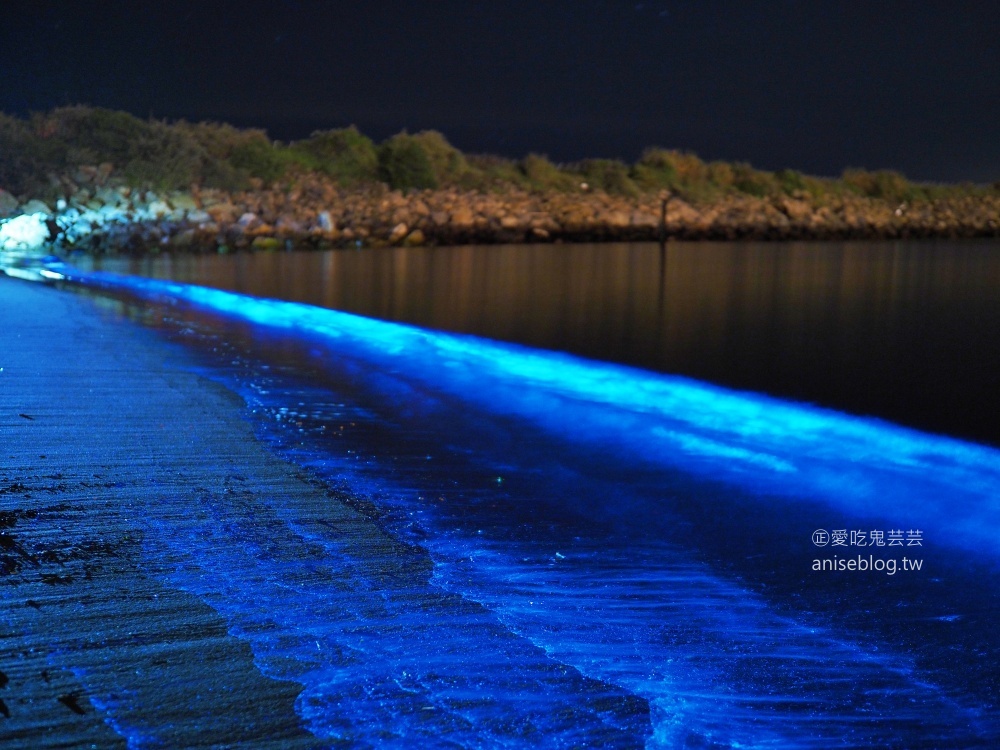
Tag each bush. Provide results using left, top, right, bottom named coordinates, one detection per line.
left=409, top=130, right=468, bottom=184
left=38, top=106, right=205, bottom=189
left=842, top=168, right=916, bottom=201
left=667, top=150, right=710, bottom=184
left=40, top=106, right=150, bottom=168
left=460, top=154, right=528, bottom=190
left=378, top=133, right=438, bottom=190
left=520, top=153, right=576, bottom=191
left=291, top=126, right=379, bottom=184
left=121, top=123, right=204, bottom=189
left=706, top=161, right=735, bottom=190
left=227, top=132, right=292, bottom=184
left=630, top=148, right=678, bottom=191
left=775, top=168, right=806, bottom=195
left=0, top=114, right=58, bottom=195
left=0, top=105, right=986, bottom=204
left=732, top=162, right=777, bottom=197
left=569, top=159, right=639, bottom=196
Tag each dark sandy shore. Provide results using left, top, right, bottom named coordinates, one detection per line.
left=0, top=278, right=333, bottom=747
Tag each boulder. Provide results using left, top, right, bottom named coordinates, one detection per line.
left=20, top=199, right=52, bottom=216
left=450, top=207, right=475, bottom=227
left=0, top=213, right=51, bottom=251
left=0, top=190, right=18, bottom=218
left=778, top=197, right=812, bottom=221
left=146, top=200, right=171, bottom=218
left=629, top=211, right=659, bottom=228
left=402, top=229, right=426, bottom=246
left=168, top=192, right=199, bottom=212
left=251, top=236, right=282, bottom=251
left=170, top=229, right=198, bottom=248
left=388, top=222, right=409, bottom=244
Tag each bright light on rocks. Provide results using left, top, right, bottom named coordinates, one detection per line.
left=0, top=213, right=50, bottom=252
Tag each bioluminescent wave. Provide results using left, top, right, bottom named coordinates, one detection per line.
left=69, top=271, right=1000, bottom=748
left=79, top=271, right=1000, bottom=556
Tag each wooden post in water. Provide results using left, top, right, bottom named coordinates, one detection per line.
left=659, top=190, right=673, bottom=245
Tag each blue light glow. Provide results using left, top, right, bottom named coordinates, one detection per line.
left=65, top=269, right=1000, bottom=747
left=76, top=270, right=1000, bottom=559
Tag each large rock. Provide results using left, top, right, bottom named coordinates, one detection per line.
left=0, top=213, right=51, bottom=251
left=168, top=192, right=199, bottom=211
left=388, top=223, right=409, bottom=244
left=0, top=190, right=19, bottom=218
left=629, top=210, right=659, bottom=228
left=20, top=199, right=52, bottom=216
left=450, top=207, right=475, bottom=227
left=402, top=229, right=426, bottom=246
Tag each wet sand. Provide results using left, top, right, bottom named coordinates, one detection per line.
left=0, top=278, right=326, bottom=747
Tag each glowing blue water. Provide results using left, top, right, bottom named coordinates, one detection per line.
left=80, top=271, right=1000, bottom=556
left=72, top=271, right=1000, bottom=747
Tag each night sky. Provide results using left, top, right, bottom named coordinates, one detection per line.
left=1, top=1, right=998, bottom=182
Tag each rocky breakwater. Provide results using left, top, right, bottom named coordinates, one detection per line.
left=1, top=169, right=999, bottom=256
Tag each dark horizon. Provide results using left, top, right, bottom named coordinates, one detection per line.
left=1, top=1, right=998, bottom=183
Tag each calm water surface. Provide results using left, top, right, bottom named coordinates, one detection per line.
left=84, top=239, right=1000, bottom=445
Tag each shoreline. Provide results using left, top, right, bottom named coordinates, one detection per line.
left=0, top=279, right=336, bottom=747
left=2, top=175, right=999, bottom=256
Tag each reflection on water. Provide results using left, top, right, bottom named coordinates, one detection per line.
left=82, top=239, right=1000, bottom=445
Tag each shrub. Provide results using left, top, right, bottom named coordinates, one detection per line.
left=227, top=133, right=292, bottom=184
left=841, top=168, right=916, bottom=201
left=775, top=168, right=806, bottom=195
left=36, top=106, right=205, bottom=189
left=732, top=162, right=777, bottom=197
left=842, top=168, right=875, bottom=196
left=176, top=121, right=251, bottom=190
left=409, top=130, right=468, bottom=185
left=378, top=133, right=438, bottom=190
left=630, top=148, right=679, bottom=191
left=0, top=113, right=58, bottom=195
left=0, top=105, right=985, bottom=205
left=706, top=161, right=735, bottom=190
left=291, top=126, right=379, bottom=184
left=520, top=153, right=576, bottom=191
left=40, top=106, right=150, bottom=168
left=178, top=121, right=298, bottom=189
left=667, top=150, right=710, bottom=184
left=569, top=159, right=640, bottom=196
left=460, top=154, right=528, bottom=190
left=120, top=123, right=204, bottom=189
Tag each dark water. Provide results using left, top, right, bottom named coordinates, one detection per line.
left=82, top=239, right=1000, bottom=446
left=64, top=261, right=1000, bottom=749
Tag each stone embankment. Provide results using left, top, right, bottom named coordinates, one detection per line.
left=1, top=169, right=999, bottom=255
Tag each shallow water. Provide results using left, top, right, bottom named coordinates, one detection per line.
left=65, top=268, right=1000, bottom=748
left=80, top=239, right=1000, bottom=446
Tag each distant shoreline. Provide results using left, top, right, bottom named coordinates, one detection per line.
left=1, top=106, right=998, bottom=254
left=1, top=179, right=999, bottom=257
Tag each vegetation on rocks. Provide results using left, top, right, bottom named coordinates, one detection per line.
left=0, top=106, right=998, bottom=253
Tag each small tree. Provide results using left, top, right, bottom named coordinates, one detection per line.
left=293, top=126, right=379, bottom=184
left=378, top=133, right=438, bottom=190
